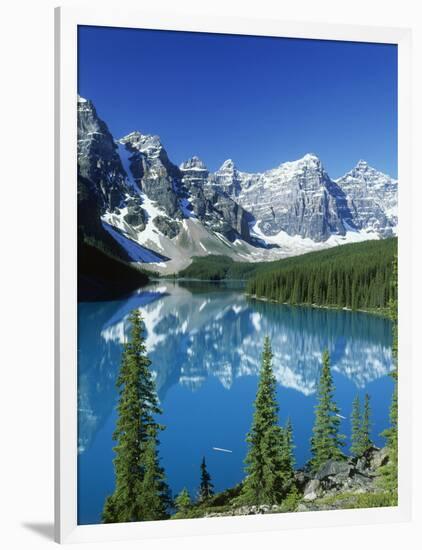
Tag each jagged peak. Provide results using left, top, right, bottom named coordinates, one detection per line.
left=118, top=132, right=163, bottom=157
left=180, top=156, right=208, bottom=171
left=301, top=152, right=320, bottom=162
left=335, top=160, right=397, bottom=186
left=77, top=95, right=95, bottom=113
left=119, top=131, right=161, bottom=146
left=348, top=160, right=383, bottom=176
left=119, top=130, right=143, bottom=141
left=277, top=153, right=323, bottom=173
left=218, top=158, right=237, bottom=172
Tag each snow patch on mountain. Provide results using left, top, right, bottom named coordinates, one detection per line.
left=335, top=161, right=397, bottom=236
left=250, top=220, right=379, bottom=254
left=102, top=222, right=165, bottom=263
left=79, top=97, right=397, bottom=274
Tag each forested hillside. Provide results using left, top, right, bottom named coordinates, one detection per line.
left=246, top=238, right=397, bottom=311
left=178, top=239, right=397, bottom=312
left=177, top=255, right=258, bottom=280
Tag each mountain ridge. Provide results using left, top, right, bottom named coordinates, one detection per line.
left=77, top=96, right=398, bottom=274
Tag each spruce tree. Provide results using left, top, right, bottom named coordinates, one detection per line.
left=361, top=393, right=373, bottom=454
left=102, top=495, right=118, bottom=524
left=138, top=429, right=171, bottom=521
left=350, top=394, right=362, bottom=457
left=198, top=457, right=214, bottom=502
left=309, top=350, right=345, bottom=471
left=380, top=256, right=398, bottom=501
left=380, top=383, right=398, bottom=499
left=174, top=488, right=192, bottom=517
left=102, top=310, right=169, bottom=523
left=350, top=393, right=373, bottom=457
left=236, top=337, right=286, bottom=506
left=279, top=418, right=296, bottom=497
left=245, top=238, right=396, bottom=312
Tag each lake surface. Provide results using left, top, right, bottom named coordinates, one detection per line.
left=77, top=281, right=394, bottom=525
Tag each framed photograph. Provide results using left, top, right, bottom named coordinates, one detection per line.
left=55, top=6, right=412, bottom=544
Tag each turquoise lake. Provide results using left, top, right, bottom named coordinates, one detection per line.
left=77, top=281, right=394, bottom=525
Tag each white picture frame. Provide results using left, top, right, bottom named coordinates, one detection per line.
left=55, top=6, right=412, bottom=544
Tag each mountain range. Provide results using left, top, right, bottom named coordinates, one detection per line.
left=77, top=96, right=398, bottom=275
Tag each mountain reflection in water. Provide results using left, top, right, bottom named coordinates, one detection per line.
left=77, top=281, right=394, bottom=524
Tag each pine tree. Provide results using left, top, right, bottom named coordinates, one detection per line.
left=361, top=393, right=373, bottom=454
left=279, top=418, right=296, bottom=497
left=102, top=495, right=118, bottom=524
left=138, top=429, right=171, bottom=521
left=174, top=488, right=192, bottom=517
left=380, top=383, right=398, bottom=498
left=380, top=256, right=398, bottom=501
left=198, top=457, right=214, bottom=502
left=350, top=394, right=373, bottom=457
left=309, top=350, right=346, bottom=471
left=102, top=310, right=169, bottom=523
left=350, top=394, right=362, bottom=457
left=245, top=238, right=396, bottom=312
left=235, top=337, right=286, bottom=506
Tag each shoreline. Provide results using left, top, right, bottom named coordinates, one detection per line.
left=151, top=279, right=391, bottom=319
left=246, top=293, right=391, bottom=318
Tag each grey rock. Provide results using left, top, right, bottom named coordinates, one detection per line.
left=315, top=460, right=353, bottom=481
left=211, top=154, right=397, bottom=242
left=370, top=447, right=390, bottom=470
left=352, top=472, right=374, bottom=487
left=180, top=157, right=252, bottom=242
left=295, top=469, right=312, bottom=491
left=77, top=96, right=128, bottom=211
left=123, top=206, right=146, bottom=229
left=303, top=479, right=321, bottom=501
left=153, top=215, right=180, bottom=238
left=335, top=160, right=397, bottom=237
left=79, top=96, right=398, bottom=267
left=216, top=154, right=352, bottom=242
left=119, top=132, right=182, bottom=219
left=211, top=159, right=243, bottom=197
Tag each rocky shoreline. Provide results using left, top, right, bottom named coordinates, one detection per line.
left=204, top=447, right=391, bottom=517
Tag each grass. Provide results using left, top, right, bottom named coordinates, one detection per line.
left=316, top=491, right=397, bottom=509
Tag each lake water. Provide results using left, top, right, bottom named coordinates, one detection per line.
left=77, top=281, right=394, bottom=525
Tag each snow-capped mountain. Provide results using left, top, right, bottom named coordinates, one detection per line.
left=77, top=96, right=398, bottom=274
left=77, top=96, right=129, bottom=211
left=334, top=160, right=398, bottom=236
left=211, top=154, right=398, bottom=242
left=179, top=156, right=251, bottom=241
left=215, top=153, right=350, bottom=241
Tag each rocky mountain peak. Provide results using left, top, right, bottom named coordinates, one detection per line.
left=77, top=96, right=398, bottom=269
left=334, top=161, right=397, bottom=237
left=296, top=152, right=323, bottom=170
left=302, top=152, right=320, bottom=162
left=119, top=132, right=163, bottom=159
left=77, top=94, right=91, bottom=109
left=342, top=160, right=394, bottom=184
left=355, top=159, right=369, bottom=170
left=275, top=153, right=325, bottom=180
left=346, top=160, right=378, bottom=179
left=180, top=156, right=208, bottom=172
left=218, top=158, right=237, bottom=172
left=77, top=95, right=128, bottom=212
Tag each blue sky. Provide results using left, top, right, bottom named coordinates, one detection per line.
left=78, top=26, right=397, bottom=178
